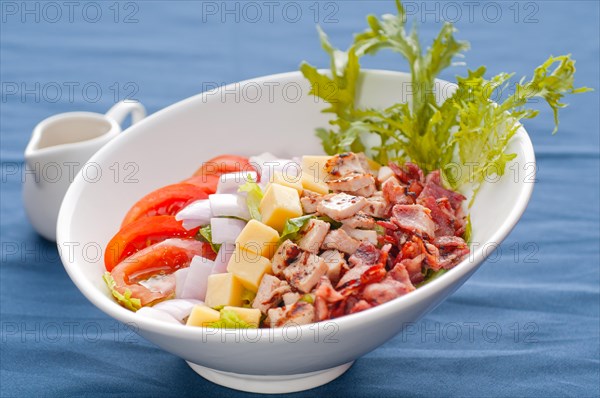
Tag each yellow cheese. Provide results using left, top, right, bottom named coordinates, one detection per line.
left=270, top=171, right=303, bottom=195
left=226, top=246, right=273, bottom=292
left=204, top=273, right=244, bottom=308
left=301, top=155, right=331, bottom=182
left=186, top=305, right=221, bottom=327
left=259, top=183, right=303, bottom=232
left=223, top=306, right=261, bottom=327
left=366, top=157, right=382, bottom=171
left=300, top=174, right=330, bottom=195
left=235, top=219, right=280, bottom=258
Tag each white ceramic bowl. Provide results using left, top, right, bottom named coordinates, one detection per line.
left=57, top=70, right=535, bottom=394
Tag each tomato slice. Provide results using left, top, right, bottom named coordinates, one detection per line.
left=193, top=155, right=257, bottom=179
left=121, top=183, right=210, bottom=227
left=104, top=215, right=208, bottom=271
left=110, top=238, right=211, bottom=307
left=182, top=174, right=221, bottom=194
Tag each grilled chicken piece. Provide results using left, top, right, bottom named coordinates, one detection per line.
left=267, top=302, right=315, bottom=328
left=300, top=190, right=325, bottom=214
left=320, top=249, right=348, bottom=285
left=341, top=212, right=375, bottom=229
left=325, top=152, right=366, bottom=177
left=282, top=292, right=301, bottom=306
left=362, top=195, right=389, bottom=218
left=271, top=240, right=301, bottom=277
left=355, top=153, right=373, bottom=174
left=283, top=251, right=328, bottom=293
left=326, top=172, right=376, bottom=195
left=322, top=229, right=360, bottom=255
left=252, top=274, right=291, bottom=314
left=324, top=152, right=377, bottom=196
left=297, top=219, right=330, bottom=253
left=350, top=182, right=377, bottom=198
left=342, top=227, right=378, bottom=245
left=317, top=193, right=367, bottom=221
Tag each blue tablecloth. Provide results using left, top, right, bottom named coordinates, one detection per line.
left=1, top=1, right=598, bottom=397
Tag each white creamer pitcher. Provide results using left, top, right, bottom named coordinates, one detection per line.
left=23, top=101, right=146, bottom=241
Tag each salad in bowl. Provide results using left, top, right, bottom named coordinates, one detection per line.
left=103, top=151, right=471, bottom=328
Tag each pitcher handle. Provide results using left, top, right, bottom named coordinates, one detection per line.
left=105, top=100, right=146, bottom=127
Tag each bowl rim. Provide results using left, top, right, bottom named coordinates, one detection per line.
left=57, top=68, right=536, bottom=340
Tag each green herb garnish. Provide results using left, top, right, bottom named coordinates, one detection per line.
left=301, top=0, right=591, bottom=204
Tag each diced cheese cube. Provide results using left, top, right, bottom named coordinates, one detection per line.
left=204, top=273, right=245, bottom=308
left=226, top=246, right=273, bottom=291
left=301, top=155, right=331, bottom=182
left=301, top=174, right=329, bottom=195
left=366, top=157, right=382, bottom=171
left=186, top=305, right=221, bottom=327
left=223, top=306, right=261, bottom=327
left=235, top=219, right=280, bottom=258
left=270, top=171, right=303, bottom=194
left=259, top=183, right=303, bottom=232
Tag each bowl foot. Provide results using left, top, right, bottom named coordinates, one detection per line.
left=186, top=361, right=354, bottom=394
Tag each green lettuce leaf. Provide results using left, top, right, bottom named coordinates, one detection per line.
left=315, top=215, right=342, bottom=229
left=208, top=308, right=257, bottom=329
left=279, top=215, right=314, bottom=243
left=197, top=225, right=221, bottom=253
left=299, top=294, right=314, bottom=304
left=416, top=269, right=448, bottom=288
left=238, top=178, right=263, bottom=221
left=463, top=214, right=472, bottom=244
left=103, top=272, right=141, bottom=312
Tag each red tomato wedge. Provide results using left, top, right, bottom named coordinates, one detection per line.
left=110, top=239, right=211, bottom=307
left=121, top=183, right=210, bottom=228
left=192, top=154, right=258, bottom=179
left=104, top=215, right=209, bottom=271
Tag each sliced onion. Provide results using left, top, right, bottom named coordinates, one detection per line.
left=217, top=171, right=258, bottom=194
left=174, top=267, right=189, bottom=298
left=175, top=199, right=212, bottom=230
left=212, top=242, right=235, bottom=274
left=152, top=299, right=204, bottom=322
left=180, top=255, right=214, bottom=301
left=211, top=217, right=246, bottom=244
left=250, top=152, right=300, bottom=188
left=208, top=194, right=249, bottom=220
left=136, top=307, right=181, bottom=324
